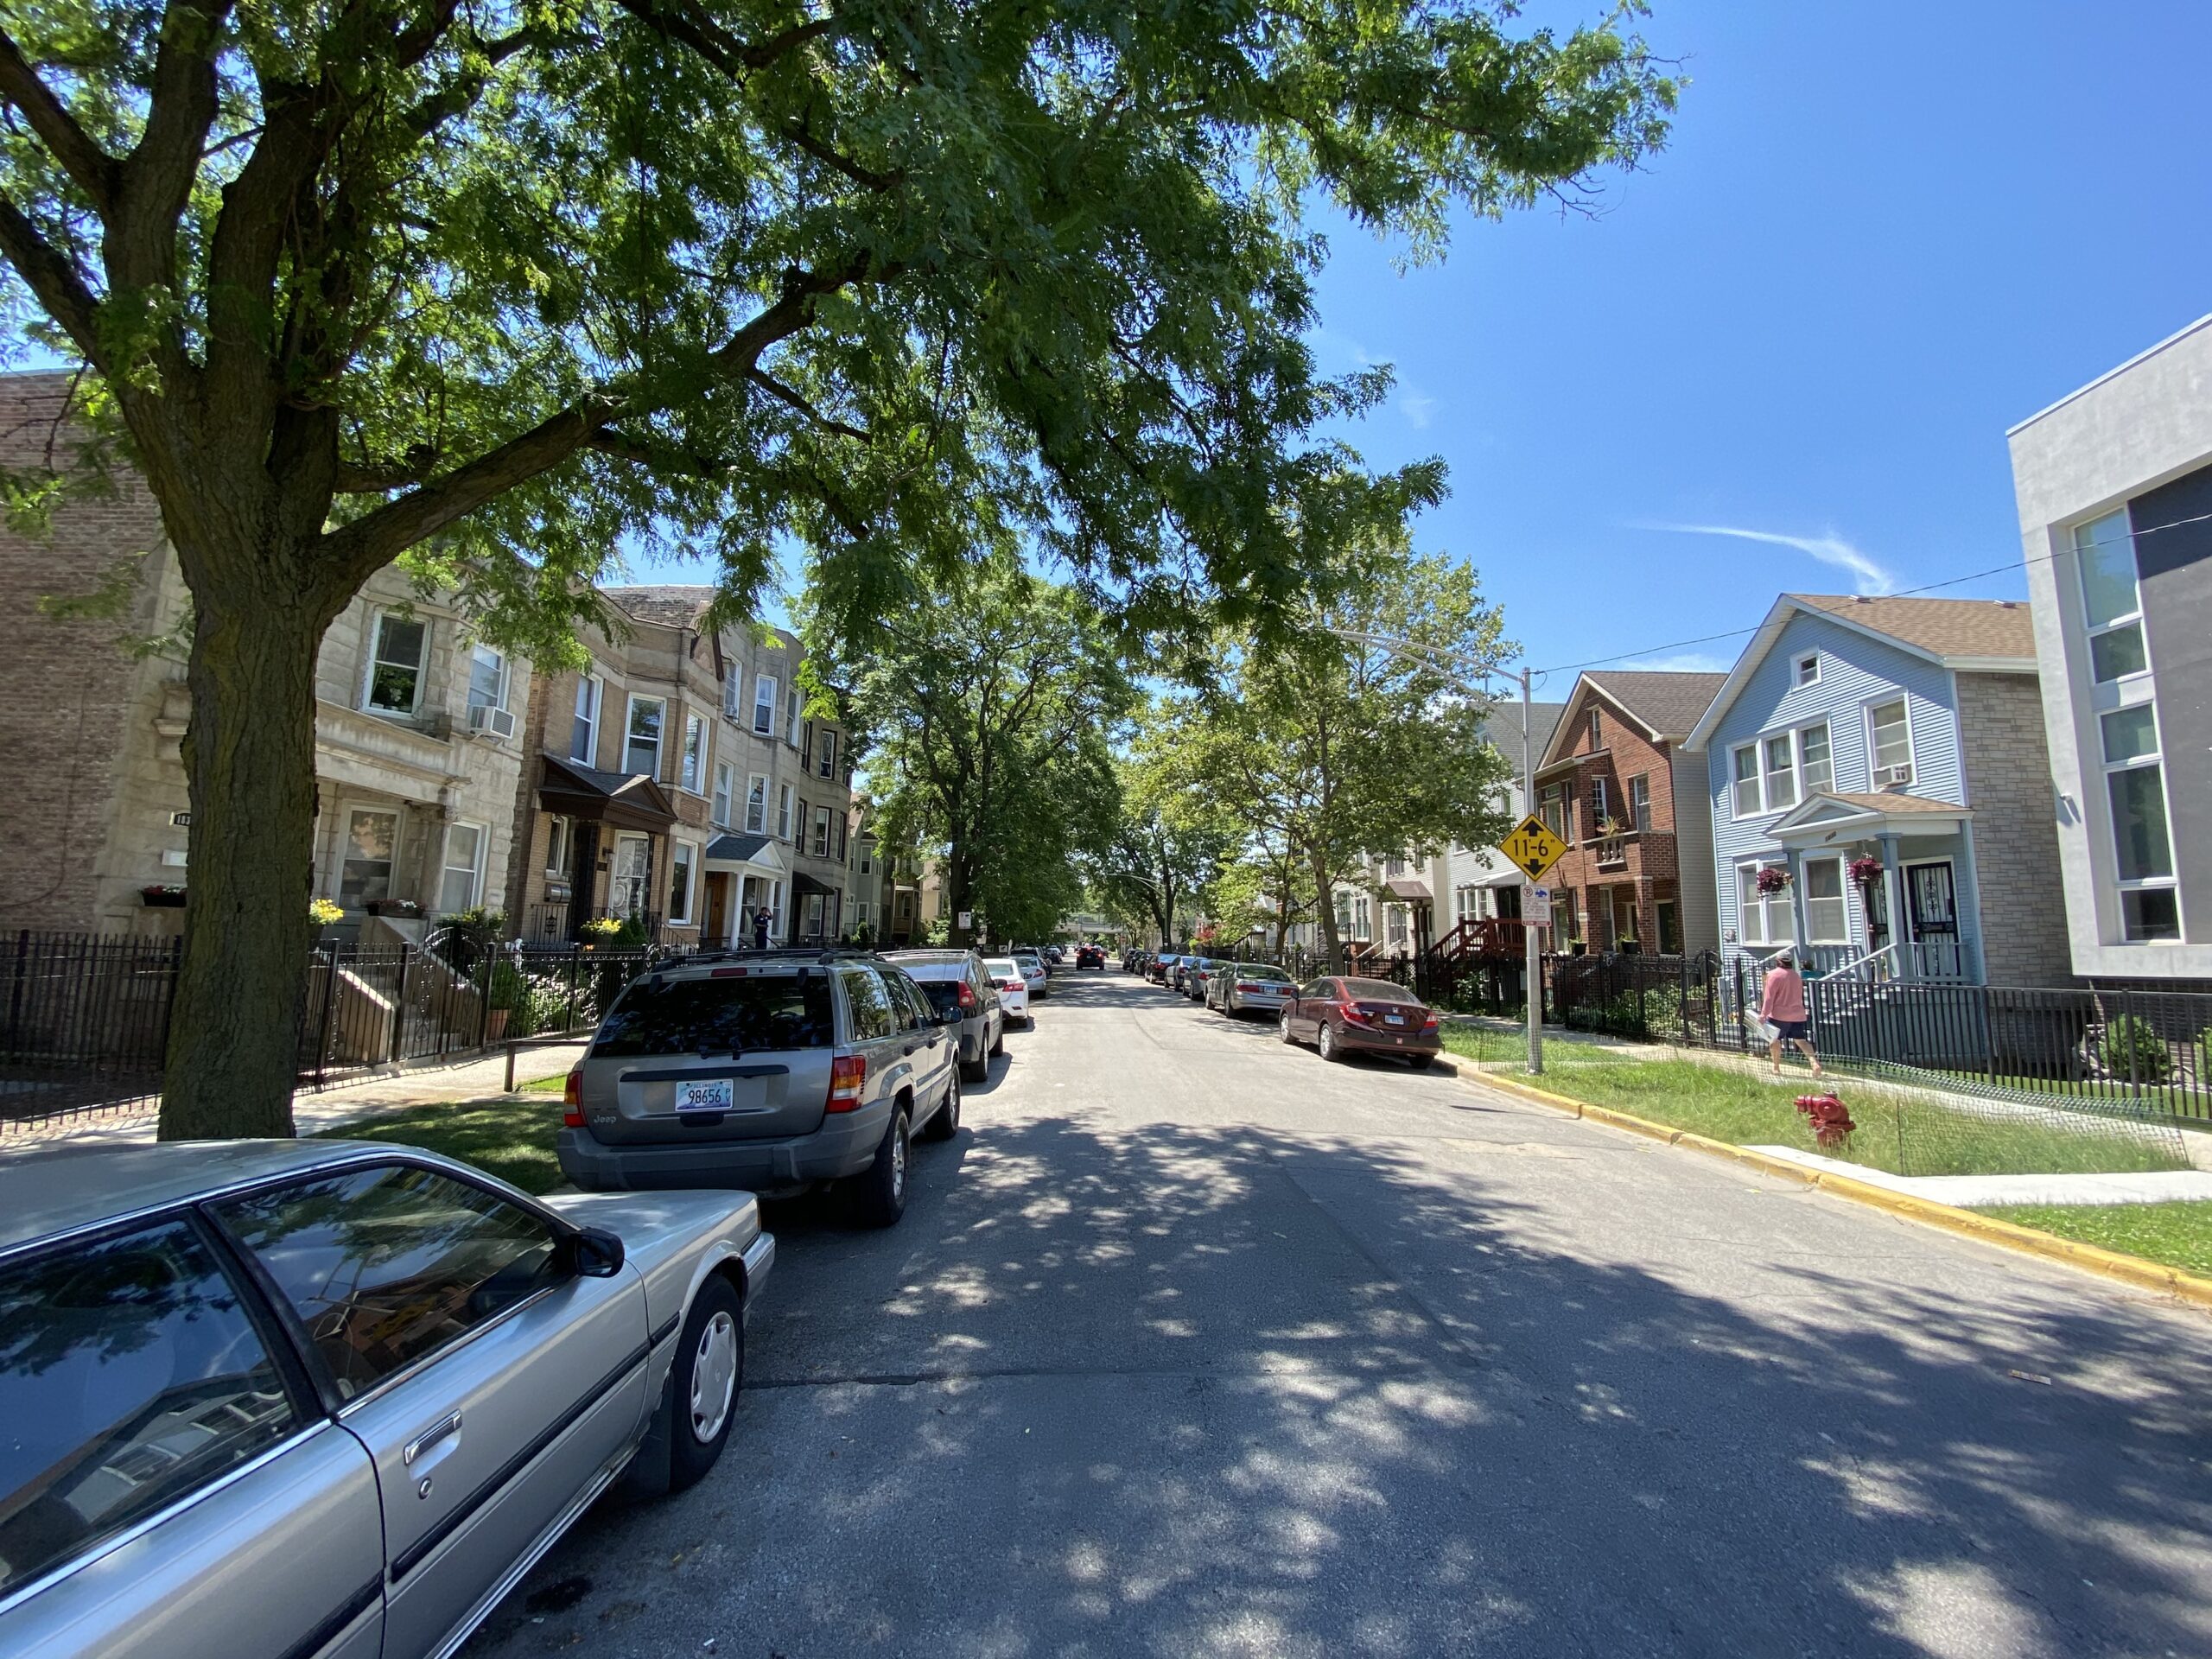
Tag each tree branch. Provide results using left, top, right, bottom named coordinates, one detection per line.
left=0, top=30, right=119, bottom=213
left=113, top=0, right=236, bottom=292
left=0, top=188, right=102, bottom=358
left=745, top=367, right=870, bottom=441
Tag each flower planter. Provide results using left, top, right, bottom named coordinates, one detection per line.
left=139, top=888, right=187, bottom=908
left=365, top=899, right=423, bottom=919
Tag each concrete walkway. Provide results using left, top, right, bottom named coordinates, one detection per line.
left=1749, top=1144, right=2212, bottom=1206
left=1, top=1040, right=586, bottom=1153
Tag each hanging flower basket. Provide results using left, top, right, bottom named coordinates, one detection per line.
left=1847, top=855, right=1884, bottom=889
left=1755, top=865, right=1791, bottom=896
left=365, top=898, right=423, bottom=919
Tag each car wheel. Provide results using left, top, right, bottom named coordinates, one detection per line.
left=925, top=1065, right=962, bottom=1140
left=1280, top=1009, right=1298, bottom=1046
left=989, top=1021, right=1005, bottom=1058
left=960, top=1041, right=988, bottom=1084
left=670, top=1275, right=744, bottom=1491
left=853, top=1106, right=912, bottom=1227
left=1319, top=1021, right=1344, bottom=1063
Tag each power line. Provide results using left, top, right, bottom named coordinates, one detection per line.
left=1528, top=506, right=2212, bottom=677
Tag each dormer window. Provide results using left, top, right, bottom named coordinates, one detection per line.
left=1795, top=652, right=1821, bottom=687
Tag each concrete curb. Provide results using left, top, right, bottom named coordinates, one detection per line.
left=1433, top=1054, right=2212, bottom=1313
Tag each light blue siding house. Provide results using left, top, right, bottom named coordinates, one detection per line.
left=1685, top=595, right=2069, bottom=986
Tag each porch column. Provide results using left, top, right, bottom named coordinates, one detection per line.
left=1878, top=832, right=1910, bottom=981
left=1783, top=846, right=1808, bottom=952
left=1954, top=821, right=1987, bottom=984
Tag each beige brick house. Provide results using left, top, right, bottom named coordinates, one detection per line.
left=0, top=372, right=531, bottom=942
left=503, top=587, right=855, bottom=948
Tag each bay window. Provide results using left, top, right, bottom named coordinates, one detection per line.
left=744, top=774, right=769, bottom=835
left=571, top=672, right=601, bottom=762
left=680, top=712, right=706, bottom=793
left=625, top=696, right=664, bottom=777
left=668, top=841, right=696, bottom=925
left=365, top=611, right=427, bottom=715
left=466, top=644, right=507, bottom=714
left=712, top=762, right=734, bottom=828
left=752, top=674, right=778, bottom=735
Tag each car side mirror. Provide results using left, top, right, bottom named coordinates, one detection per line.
left=569, top=1226, right=626, bottom=1278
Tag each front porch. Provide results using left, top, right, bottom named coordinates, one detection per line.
left=1736, top=791, right=1983, bottom=984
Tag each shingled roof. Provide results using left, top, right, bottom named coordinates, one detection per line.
left=1786, top=594, right=2037, bottom=662
left=1580, top=671, right=1730, bottom=740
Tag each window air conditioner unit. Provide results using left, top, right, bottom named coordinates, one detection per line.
left=467, top=704, right=518, bottom=741
left=1876, top=764, right=1912, bottom=790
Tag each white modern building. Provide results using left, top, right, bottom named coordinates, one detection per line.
left=2008, top=314, right=2212, bottom=986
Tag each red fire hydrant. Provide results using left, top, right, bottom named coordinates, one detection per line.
left=1795, top=1091, right=1856, bottom=1150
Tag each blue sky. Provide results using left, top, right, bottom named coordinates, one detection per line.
left=1291, top=0, right=2212, bottom=688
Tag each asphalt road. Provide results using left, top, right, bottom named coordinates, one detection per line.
left=467, top=970, right=2212, bottom=1659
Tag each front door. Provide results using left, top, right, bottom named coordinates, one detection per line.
left=1905, top=861, right=1960, bottom=975
left=1610, top=888, right=1639, bottom=950
left=1656, top=899, right=1680, bottom=955
left=704, top=872, right=730, bottom=942
left=1495, top=885, right=1521, bottom=921
left=569, top=821, right=601, bottom=938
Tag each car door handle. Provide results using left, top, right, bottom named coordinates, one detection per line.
left=902, top=1042, right=919, bottom=1056
left=404, top=1409, right=463, bottom=1466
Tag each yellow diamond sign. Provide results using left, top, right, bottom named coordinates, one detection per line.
left=1496, top=814, right=1566, bottom=881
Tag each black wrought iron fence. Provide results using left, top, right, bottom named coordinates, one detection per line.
left=3, top=928, right=685, bottom=1127
left=1546, top=951, right=1723, bottom=1045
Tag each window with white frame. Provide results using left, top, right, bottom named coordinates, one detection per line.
left=1795, top=652, right=1821, bottom=687
left=1761, top=734, right=1797, bottom=812
left=1355, top=895, right=1372, bottom=938
left=1453, top=884, right=1480, bottom=923
left=817, top=729, right=837, bottom=780
left=859, top=845, right=873, bottom=876
left=1731, top=743, right=1762, bottom=817
left=752, top=674, right=778, bottom=735
left=466, top=644, right=507, bottom=714
left=1736, top=862, right=1796, bottom=945
left=571, top=672, right=601, bottom=762
left=667, top=840, right=696, bottom=925
left=778, top=784, right=793, bottom=841
left=1802, top=855, right=1848, bottom=943
left=1868, top=698, right=1910, bottom=784
left=800, top=721, right=813, bottom=770
left=1798, top=721, right=1832, bottom=794
left=785, top=687, right=802, bottom=747
left=364, top=611, right=428, bottom=715
left=812, top=806, right=833, bottom=857
left=1590, top=776, right=1611, bottom=830
left=340, top=808, right=399, bottom=908
left=1386, top=905, right=1408, bottom=949
left=2075, top=509, right=2148, bottom=685
left=545, top=814, right=571, bottom=876
left=723, top=670, right=742, bottom=719
left=771, top=879, right=785, bottom=938
left=1386, top=854, right=1406, bottom=877
left=2101, top=701, right=2179, bottom=941
left=1587, top=707, right=1602, bottom=747
left=744, top=774, right=769, bottom=835
left=1335, top=891, right=1353, bottom=936
left=625, top=696, right=665, bottom=778
left=438, top=822, right=486, bottom=913
left=1539, top=781, right=1572, bottom=843
left=680, top=712, right=706, bottom=793
left=1627, top=773, right=1651, bottom=834
left=712, top=762, right=734, bottom=828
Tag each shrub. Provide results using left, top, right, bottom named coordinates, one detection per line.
left=2102, top=1014, right=2172, bottom=1084
left=308, top=897, right=345, bottom=927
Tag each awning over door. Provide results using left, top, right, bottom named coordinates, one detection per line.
left=536, top=755, right=677, bottom=831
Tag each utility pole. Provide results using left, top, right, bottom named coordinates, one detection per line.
left=1519, top=665, right=1543, bottom=1077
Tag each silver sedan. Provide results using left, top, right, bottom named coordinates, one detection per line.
left=0, top=1139, right=773, bottom=1659
left=1206, top=963, right=1297, bottom=1017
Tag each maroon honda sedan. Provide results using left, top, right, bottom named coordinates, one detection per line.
left=1279, top=976, right=1441, bottom=1068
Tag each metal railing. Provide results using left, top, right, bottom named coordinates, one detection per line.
left=2, top=931, right=181, bottom=1124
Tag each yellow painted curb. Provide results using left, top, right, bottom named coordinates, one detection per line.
left=1450, top=1059, right=2212, bottom=1313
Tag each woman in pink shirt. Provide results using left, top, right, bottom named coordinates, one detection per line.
left=1759, top=951, right=1824, bottom=1078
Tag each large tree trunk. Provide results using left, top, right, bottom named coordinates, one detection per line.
left=1310, top=847, right=1343, bottom=972
left=946, top=847, right=976, bottom=947
left=159, top=589, right=325, bottom=1140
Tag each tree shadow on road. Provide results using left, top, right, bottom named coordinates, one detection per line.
left=471, top=1111, right=2212, bottom=1658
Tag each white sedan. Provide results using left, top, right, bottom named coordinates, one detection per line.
left=1010, top=951, right=1048, bottom=999
left=984, top=957, right=1034, bottom=1025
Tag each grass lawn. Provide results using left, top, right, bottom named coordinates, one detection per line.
left=1454, top=1046, right=2188, bottom=1179
left=1975, top=1202, right=2212, bottom=1279
left=518, top=1071, right=569, bottom=1094
left=315, top=1095, right=564, bottom=1194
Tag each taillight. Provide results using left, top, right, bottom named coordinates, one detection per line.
left=1340, top=1003, right=1370, bottom=1026
left=959, top=981, right=976, bottom=1010
left=1422, top=1011, right=1439, bottom=1029
left=826, top=1054, right=867, bottom=1112
left=562, top=1067, right=584, bottom=1128
left=1236, top=982, right=1262, bottom=993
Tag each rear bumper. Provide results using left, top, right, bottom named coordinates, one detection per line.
left=559, top=1101, right=893, bottom=1192
left=1339, top=1026, right=1441, bottom=1057
left=1230, top=992, right=1290, bottom=1014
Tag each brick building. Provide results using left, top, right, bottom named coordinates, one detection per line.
left=1532, top=671, right=1726, bottom=957
left=0, top=372, right=531, bottom=942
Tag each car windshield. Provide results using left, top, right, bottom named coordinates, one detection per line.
left=1344, top=977, right=1418, bottom=1003
left=1238, top=965, right=1292, bottom=982
left=594, top=971, right=836, bottom=1056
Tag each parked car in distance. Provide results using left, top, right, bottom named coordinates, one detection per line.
left=881, top=948, right=1004, bottom=1082
left=1011, top=950, right=1049, bottom=999
left=982, top=957, right=1033, bottom=1025
left=1184, top=957, right=1224, bottom=1001
left=1280, top=976, right=1442, bottom=1066
left=1207, top=961, right=1296, bottom=1017
left=1147, top=953, right=1177, bottom=985
left=1077, top=944, right=1106, bottom=969
left=560, top=948, right=963, bottom=1225
left=0, top=1139, right=772, bottom=1659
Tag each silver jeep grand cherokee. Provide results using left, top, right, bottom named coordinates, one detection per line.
left=558, top=948, right=963, bottom=1226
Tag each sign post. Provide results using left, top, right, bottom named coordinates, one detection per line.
left=1494, top=802, right=1565, bottom=1075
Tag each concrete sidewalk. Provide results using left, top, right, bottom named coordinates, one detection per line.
left=1748, top=1143, right=2212, bottom=1206
left=1, top=1041, right=586, bottom=1153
